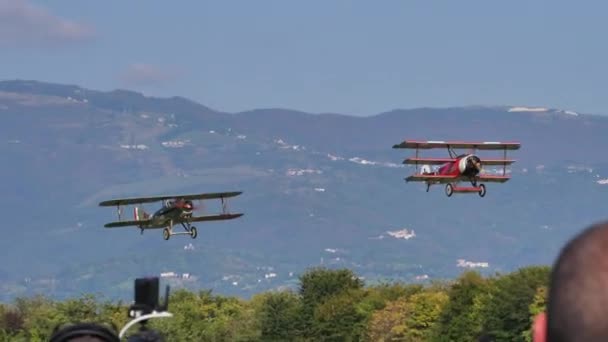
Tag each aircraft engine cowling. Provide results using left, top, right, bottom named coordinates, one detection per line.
left=458, top=154, right=482, bottom=175
left=181, top=200, right=194, bottom=216
left=458, top=156, right=469, bottom=173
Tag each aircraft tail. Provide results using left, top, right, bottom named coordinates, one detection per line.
left=421, top=164, right=433, bottom=192
left=134, top=207, right=148, bottom=221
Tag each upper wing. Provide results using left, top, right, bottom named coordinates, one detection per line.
left=188, top=213, right=244, bottom=222
left=405, top=174, right=511, bottom=183
left=403, top=158, right=516, bottom=165
left=104, top=219, right=151, bottom=228
left=393, top=140, right=521, bottom=151
left=99, top=191, right=243, bottom=207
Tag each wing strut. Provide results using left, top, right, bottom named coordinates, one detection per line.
left=447, top=145, right=457, bottom=159
left=117, top=205, right=122, bottom=221
left=415, top=146, right=419, bottom=173
left=221, top=197, right=229, bottom=215
left=503, top=147, right=507, bottom=176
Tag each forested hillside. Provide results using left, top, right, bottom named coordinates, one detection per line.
left=0, top=266, right=549, bottom=341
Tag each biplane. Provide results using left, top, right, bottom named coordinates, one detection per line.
left=392, top=140, right=521, bottom=197
left=99, top=191, right=243, bottom=240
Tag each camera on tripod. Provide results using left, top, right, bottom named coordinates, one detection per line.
left=129, top=277, right=170, bottom=318
left=120, top=277, right=173, bottom=341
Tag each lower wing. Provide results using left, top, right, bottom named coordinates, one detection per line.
left=405, top=174, right=511, bottom=183
left=104, top=219, right=151, bottom=228
left=103, top=214, right=243, bottom=228
left=188, top=213, right=244, bottom=222
left=475, top=175, right=511, bottom=183
left=405, top=174, right=459, bottom=183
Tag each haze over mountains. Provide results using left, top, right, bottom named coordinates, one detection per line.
left=1, top=80, right=607, bottom=301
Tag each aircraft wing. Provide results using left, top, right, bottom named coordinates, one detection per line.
left=403, top=158, right=516, bottom=165
left=187, top=213, right=244, bottom=222
left=405, top=174, right=459, bottom=183
left=475, top=175, right=511, bottom=183
left=104, top=219, right=151, bottom=228
left=99, top=191, right=243, bottom=207
left=403, top=158, right=454, bottom=165
left=393, top=140, right=521, bottom=150
left=405, top=174, right=511, bottom=183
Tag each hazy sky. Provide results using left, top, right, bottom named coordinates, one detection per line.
left=1, top=0, right=606, bottom=116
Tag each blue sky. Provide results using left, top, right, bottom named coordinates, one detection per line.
left=1, top=0, right=606, bottom=116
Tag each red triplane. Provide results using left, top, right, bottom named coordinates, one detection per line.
left=392, top=140, right=521, bottom=197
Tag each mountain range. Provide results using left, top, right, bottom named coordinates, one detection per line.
left=1, top=79, right=607, bottom=301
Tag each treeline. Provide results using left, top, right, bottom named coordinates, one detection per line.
left=0, top=266, right=549, bottom=341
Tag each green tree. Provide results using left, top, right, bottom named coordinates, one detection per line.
left=366, top=296, right=409, bottom=342
left=14, top=295, right=64, bottom=341
left=365, top=289, right=449, bottom=342
left=255, top=290, right=300, bottom=341
left=150, top=289, right=248, bottom=341
left=481, top=266, right=550, bottom=341
left=55, top=294, right=100, bottom=322
left=356, top=282, right=424, bottom=317
left=522, top=285, right=548, bottom=342
left=406, top=290, right=449, bottom=341
left=431, top=271, right=490, bottom=342
left=314, top=289, right=366, bottom=341
left=99, top=300, right=129, bottom=335
left=298, top=267, right=364, bottom=339
left=0, top=305, right=25, bottom=337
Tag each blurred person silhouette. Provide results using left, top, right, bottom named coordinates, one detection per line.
left=533, top=221, right=608, bottom=341
left=49, top=322, right=119, bottom=342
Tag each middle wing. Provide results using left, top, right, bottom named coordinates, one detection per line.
left=99, top=191, right=243, bottom=207
left=403, top=158, right=516, bottom=165
left=405, top=174, right=511, bottom=183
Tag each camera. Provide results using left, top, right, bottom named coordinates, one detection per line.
left=130, top=277, right=170, bottom=318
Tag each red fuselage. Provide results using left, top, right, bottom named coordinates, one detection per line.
left=435, top=154, right=481, bottom=178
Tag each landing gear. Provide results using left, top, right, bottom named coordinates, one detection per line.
left=478, top=184, right=486, bottom=197
left=426, top=183, right=431, bottom=192
left=445, top=183, right=454, bottom=197
left=168, top=222, right=198, bottom=240
left=161, top=221, right=198, bottom=240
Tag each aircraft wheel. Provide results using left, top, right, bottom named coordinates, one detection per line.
left=163, top=228, right=171, bottom=240
left=190, top=226, right=198, bottom=239
left=445, top=184, right=453, bottom=197
left=478, top=184, right=486, bottom=198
